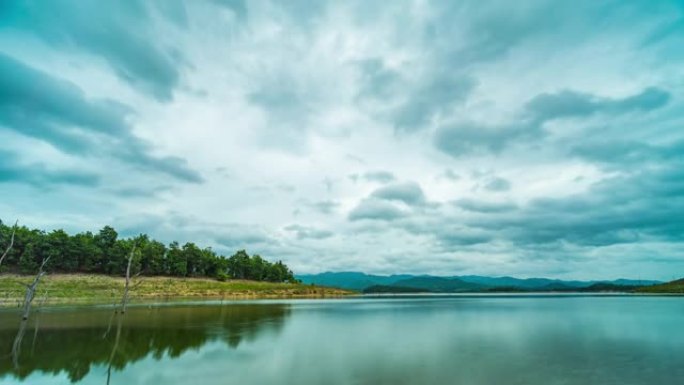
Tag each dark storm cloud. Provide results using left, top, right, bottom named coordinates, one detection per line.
left=0, top=52, right=202, bottom=183
left=1, top=0, right=185, bottom=101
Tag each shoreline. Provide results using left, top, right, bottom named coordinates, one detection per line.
left=2, top=274, right=681, bottom=309
left=0, top=273, right=355, bottom=308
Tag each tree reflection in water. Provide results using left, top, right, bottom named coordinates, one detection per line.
left=0, top=303, right=291, bottom=383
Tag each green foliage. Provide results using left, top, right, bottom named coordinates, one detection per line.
left=0, top=219, right=296, bottom=283
left=18, top=243, right=38, bottom=274
left=227, top=250, right=296, bottom=283
left=216, top=271, right=228, bottom=282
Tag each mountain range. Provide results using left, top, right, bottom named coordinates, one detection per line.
left=296, top=272, right=662, bottom=293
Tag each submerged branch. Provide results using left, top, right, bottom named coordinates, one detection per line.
left=20, top=257, right=50, bottom=321
left=11, top=318, right=28, bottom=370
left=106, top=314, right=124, bottom=385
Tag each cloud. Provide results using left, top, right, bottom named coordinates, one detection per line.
left=2, top=0, right=185, bottom=101
left=0, top=52, right=202, bottom=183
left=454, top=199, right=517, bottom=213
left=215, top=232, right=274, bottom=249
left=0, top=149, right=99, bottom=188
left=370, top=182, right=426, bottom=206
left=358, top=171, right=396, bottom=184
left=466, top=163, right=684, bottom=247
left=525, top=87, right=671, bottom=121
left=209, top=0, right=248, bottom=18
left=483, top=177, right=511, bottom=192
left=436, top=230, right=492, bottom=247
left=441, top=169, right=461, bottom=181
left=284, top=224, right=334, bottom=240
left=435, top=87, right=671, bottom=157
left=434, top=121, right=536, bottom=156
left=3, top=0, right=684, bottom=279
left=356, top=59, right=476, bottom=133
left=348, top=199, right=405, bottom=221
left=392, top=75, right=476, bottom=133
left=306, top=200, right=340, bottom=215
left=570, top=140, right=684, bottom=166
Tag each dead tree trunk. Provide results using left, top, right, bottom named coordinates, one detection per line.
left=119, top=246, right=135, bottom=314
left=20, top=257, right=50, bottom=321
left=0, top=220, right=18, bottom=268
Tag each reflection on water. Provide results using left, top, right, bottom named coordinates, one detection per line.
left=0, top=303, right=291, bottom=383
left=1, top=296, right=684, bottom=385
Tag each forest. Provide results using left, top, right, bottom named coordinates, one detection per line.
left=0, top=220, right=297, bottom=283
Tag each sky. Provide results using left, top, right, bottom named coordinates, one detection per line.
left=0, top=0, right=683, bottom=280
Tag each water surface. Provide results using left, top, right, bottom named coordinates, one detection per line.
left=1, top=295, right=682, bottom=385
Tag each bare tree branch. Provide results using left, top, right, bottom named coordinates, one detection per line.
left=0, top=220, right=18, bottom=268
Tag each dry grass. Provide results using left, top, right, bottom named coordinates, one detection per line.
left=637, top=279, right=684, bottom=294
left=0, top=274, right=355, bottom=306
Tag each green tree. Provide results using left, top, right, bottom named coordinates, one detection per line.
left=94, top=226, right=118, bottom=273
left=18, top=243, right=38, bottom=274
left=227, top=250, right=250, bottom=279
left=0, top=219, right=297, bottom=282
left=141, top=239, right=167, bottom=275
left=182, top=242, right=203, bottom=276
left=168, top=242, right=187, bottom=277
left=72, top=232, right=100, bottom=272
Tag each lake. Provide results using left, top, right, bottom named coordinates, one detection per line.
left=1, top=295, right=682, bottom=385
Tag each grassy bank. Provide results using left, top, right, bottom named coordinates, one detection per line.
left=0, top=274, right=355, bottom=307
left=636, top=278, right=684, bottom=294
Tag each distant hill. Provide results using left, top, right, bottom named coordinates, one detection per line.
left=391, top=277, right=484, bottom=292
left=297, top=272, right=662, bottom=293
left=457, top=276, right=659, bottom=289
left=297, top=272, right=413, bottom=291
left=458, top=275, right=589, bottom=289
left=363, top=285, right=429, bottom=294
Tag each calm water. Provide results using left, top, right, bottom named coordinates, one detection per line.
left=1, top=295, right=683, bottom=385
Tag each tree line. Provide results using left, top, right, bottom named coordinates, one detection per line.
left=0, top=220, right=297, bottom=283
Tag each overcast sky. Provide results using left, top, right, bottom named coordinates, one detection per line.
left=1, top=0, right=683, bottom=280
